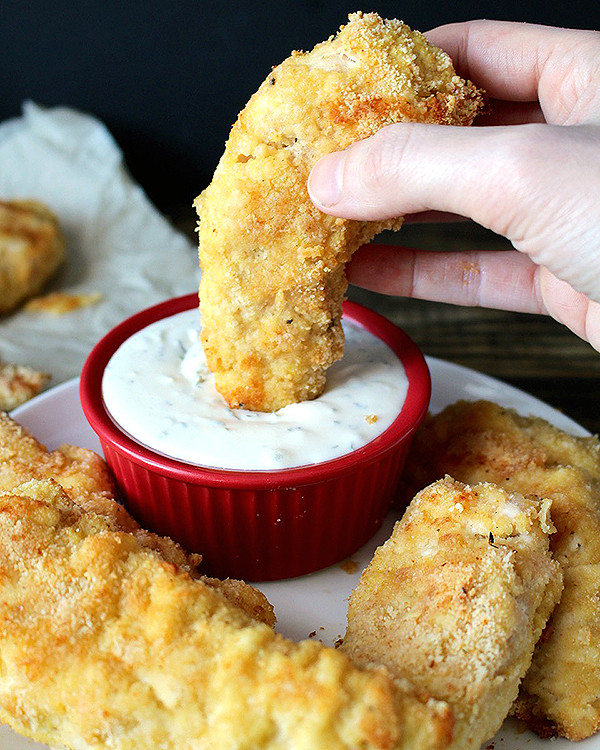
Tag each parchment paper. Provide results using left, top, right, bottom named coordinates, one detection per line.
left=0, top=102, right=200, bottom=387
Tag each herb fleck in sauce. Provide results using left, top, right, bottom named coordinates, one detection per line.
left=102, top=309, right=408, bottom=471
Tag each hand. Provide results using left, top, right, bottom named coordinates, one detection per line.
left=308, top=21, right=600, bottom=350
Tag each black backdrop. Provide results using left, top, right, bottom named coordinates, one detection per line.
left=1, top=0, right=597, bottom=212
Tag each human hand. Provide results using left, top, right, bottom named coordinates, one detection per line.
left=308, top=21, right=600, bottom=350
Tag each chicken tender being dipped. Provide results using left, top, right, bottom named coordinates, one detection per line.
left=195, top=12, right=484, bottom=411
left=343, top=477, right=563, bottom=750
left=401, top=400, right=600, bottom=741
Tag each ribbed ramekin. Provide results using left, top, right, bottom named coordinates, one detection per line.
left=80, top=294, right=430, bottom=581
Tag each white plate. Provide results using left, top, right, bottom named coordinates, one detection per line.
left=5, top=358, right=596, bottom=750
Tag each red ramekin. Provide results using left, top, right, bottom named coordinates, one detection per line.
left=80, top=293, right=430, bottom=581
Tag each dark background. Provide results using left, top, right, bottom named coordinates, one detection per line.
left=1, top=0, right=598, bottom=213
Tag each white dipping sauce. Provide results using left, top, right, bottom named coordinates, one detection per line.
left=102, top=308, right=408, bottom=471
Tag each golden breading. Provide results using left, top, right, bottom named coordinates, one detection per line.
left=343, top=477, right=563, bottom=750
left=0, top=410, right=127, bottom=527
left=0, top=479, right=454, bottom=750
left=0, top=361, right=49, bottom=410
left=0, top=199, right=65, bottom=315
left=402, top=400, right=600, bottom=740
left=0, top=413, right=455, bottom=749
left=0, top=412, right=274, bottom=625
left=195, top=12, right=484, bottom=411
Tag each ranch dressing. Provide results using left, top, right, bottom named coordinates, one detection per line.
left=102, top=308, right=408, bottom=471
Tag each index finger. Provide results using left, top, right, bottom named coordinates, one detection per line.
left=425, top=20, right=596, bottom=107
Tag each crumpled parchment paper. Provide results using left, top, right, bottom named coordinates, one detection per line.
left=0, top=101, right=200, bottom=387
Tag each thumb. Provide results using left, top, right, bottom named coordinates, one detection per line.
left=307, top=122, right=573, bottom=243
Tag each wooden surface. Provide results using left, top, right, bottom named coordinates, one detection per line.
left=174, top=212, right=600, bottom=436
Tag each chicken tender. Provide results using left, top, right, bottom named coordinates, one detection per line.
left=0, top=409, right=129, bottom=528
left=0, top=479, right=453, bottom=750
left=343, top=477, right=563, bottom=750
left=195, top=12, right=484, bottom=411
left=402, top=400, right=600, bottom=740
left=0, top=411, right=275, bottom=624
left=0, top=199, right=65, bottom=315
left=0, top=361, right=49, bottom=410
left=0, top=414, right=454, bottom=750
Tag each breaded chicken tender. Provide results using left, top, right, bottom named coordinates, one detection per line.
left=402, top=400, right=600, bottom=740
left=0, top=414, right=454, bottom=750
left=0, top=199, right=65, bottom=315
left=195, top=12, right=484, bottom=411
left=0, top=411, right=275, bottom=624
left=0, top=410, right=130, bottom=529
left=0, top=480, right=453, bottom=750
left=0, top=361, right=49, bottom=410
left=343, top=477, right=563, bottom=750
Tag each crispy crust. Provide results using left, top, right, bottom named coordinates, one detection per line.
left=401, top=400, right=600, bottom=741
left=343, top=477, right=562, bottom=750
left=0, top=199, right=65, bottom=315
left=0, top=412, right=274, bottom=623
left=195, top=12, right=484, bottom=411
left=0, top=362, right=50, bottom=410
left=0, top=412, right=454, bottom=749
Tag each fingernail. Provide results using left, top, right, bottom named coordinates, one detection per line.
left=308, top=152, right=344, bottom=207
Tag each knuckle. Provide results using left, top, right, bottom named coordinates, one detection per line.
left=498, top=124, right=547, bottom=175
left=484, top=124, right=556, bottom=237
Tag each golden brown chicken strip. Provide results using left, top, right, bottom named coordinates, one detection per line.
left=0, top=409, right=128, bottom=527
left=402, top=400, right=600, bottom=740
left=0, top=477, right=455, bottom=750
left=195, top=12, right=484, bottom=411
left=0, top=361, right=49, bottom=410
left=343, top=477, right=563, bottom=750
left=0, top=411, right=275, bottom=625
left=0, top=199, right=65, bottom=315
left=0, top=413, right=454, bottom=749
